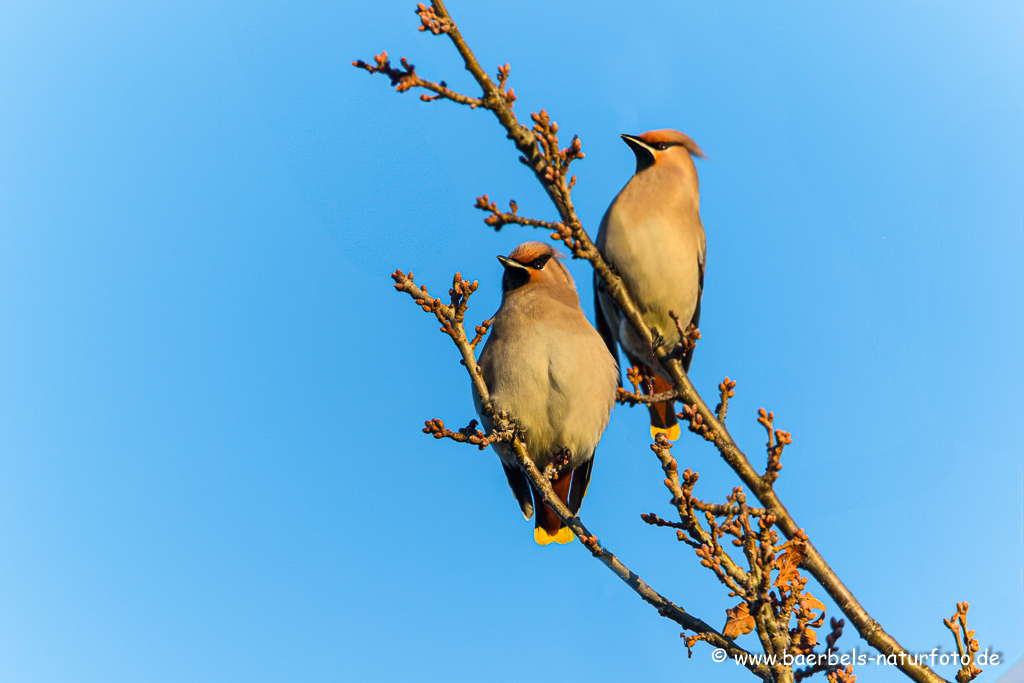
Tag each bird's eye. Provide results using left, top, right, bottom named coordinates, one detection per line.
left=531, top=257, right=547, bottom=269
left=655, top=142, right=670, bottom=151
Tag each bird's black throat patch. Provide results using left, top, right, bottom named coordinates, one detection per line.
left=502, top=266, right=531, bottom=293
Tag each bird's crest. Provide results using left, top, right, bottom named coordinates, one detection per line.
left=638, top=129, right=706, bottom=160
left=505, top=241, right=575, bottom=291
left=508, top=241, right=564, bottom=265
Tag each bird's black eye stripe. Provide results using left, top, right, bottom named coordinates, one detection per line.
left=530, top=255, right=552, bottom=269
left=654, top=142, right=678, bottom=151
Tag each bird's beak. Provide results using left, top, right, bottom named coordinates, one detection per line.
left=497, top=255, right=528, bottom=271
left=621, top=133, right=656, bottom=172
left=620, top=133, right=653, bottom=155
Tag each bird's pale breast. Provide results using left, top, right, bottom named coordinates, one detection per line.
left=601, top=203, right=703, bottom=365
left=476, top=294, right=617, bottom=472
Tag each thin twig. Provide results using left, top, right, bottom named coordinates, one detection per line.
left=474, top=195, right=565, bottom=233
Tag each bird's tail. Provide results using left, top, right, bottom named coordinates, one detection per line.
left=647, top=375, right=680, bottom=440
left=534, top=468, right=575, bottom=545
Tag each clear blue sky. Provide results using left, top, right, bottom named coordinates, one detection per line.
left=0, top=1, right=1020, bottom=682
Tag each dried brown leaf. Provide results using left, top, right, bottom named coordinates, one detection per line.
left=723, top=603, right=756, bottom=639
left=774, top=543, right=807, bottom=588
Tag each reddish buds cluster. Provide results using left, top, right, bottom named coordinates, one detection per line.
left=678, top=403, right=716, bottom=442
left=496, top=63, right=516, bottom=107
left=391, top=269, right=485, bottom=347
left=415, top=3, right=453, bottom=35
left=548, top=221, right=576, bottom=249
left=827, top=665, right=856, bottom=683
left=715, top=377, right=737, bottom=421
left=470, top=318, right=492, bottom=350
left=758, top=408, right=792, bottom=485
left=448, top=271, right=479, bottom=323
left=422, top=417, right=502, bottom=450
left=352, top=52, right=420, bottom=92
left=626, top=366, right=643, bottom=393
left=945, top=602, right=983, bottom=683
left=640, top=512, right=688, bottom=533
left=578, top=534, right=600, bottom=554
left=668, top=311, right=701, bottom=358
left=529, top=110, right=585, bottom=186
left=474, top=194, right=516, bottom=228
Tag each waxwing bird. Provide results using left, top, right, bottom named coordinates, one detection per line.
left=474, top=241, right=619, bottom=545
left=594, top=129, right=707, bottom=441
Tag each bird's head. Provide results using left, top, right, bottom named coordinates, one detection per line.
left=620, top=129, right=706, bottom=174
left=497, top=241, right=576, bottom=297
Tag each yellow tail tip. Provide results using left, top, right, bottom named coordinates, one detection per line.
left=534, top=525, right=575, bottom=546
left=651, top=423, right=681, bottom=441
